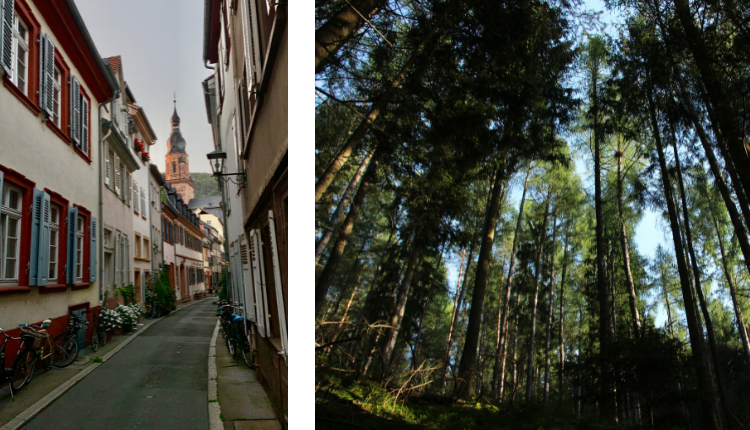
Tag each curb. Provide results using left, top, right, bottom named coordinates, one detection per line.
left=0, top=297, right=212, bottom=430
left=208, top=319, right=223, bottom=430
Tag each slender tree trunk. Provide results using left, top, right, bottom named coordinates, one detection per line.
left=315, top=149, right=375, bottom=266
left=315, top=25, right=440, bottom=203
left=673, top=0, right=750, bottom=202
left=616, top=142, right=642, bottom=338
left=646, top=76, right=720, bottom=430
left=677, top=76, right=750, bottom=279
left=455, top=160, right=509, bottom=396
left=382, top=241, right=422, bottom=370
left=526, top=191, right=552, bottom=401
left=509, top=290, right=521, bottom=401
left=316, top=160, right=378, bottom=317
left=544, top=214, right=559, bottom=406
left=442, top=247, right=473, bottom=391
left=592, top=66, right=614, bottom=420
left=672, top=129, right=734, bottom=429
left=709, top=205, right=750, bottom=366
left=494, top=160, right=534, bottom=397
left=558, top=231, right=570, bottom=402
left=412, top=289, right=433, bottom=372
left=315, top=0, right=387, bottom=73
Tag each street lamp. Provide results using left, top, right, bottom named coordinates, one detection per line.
left=207, top=150, right=246, bottom=186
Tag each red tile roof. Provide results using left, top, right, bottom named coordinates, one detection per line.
left=104, top=55, right=121, bottom=74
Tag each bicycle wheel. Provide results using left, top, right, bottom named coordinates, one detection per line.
left=227, top=336, right=236, bottom=357
left=99, top=327, right=107, bottom=347
left=41, top=338, right=53, bottom=371
left=52, top=334, right=78, bottom=368
left=91, top=326, right=99, bottom=352
left=11, top=349, right=35, bottom=391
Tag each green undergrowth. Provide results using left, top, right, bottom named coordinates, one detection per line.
left=316, top=370, right=632, bottom=430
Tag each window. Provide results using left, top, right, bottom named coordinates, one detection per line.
left=52, top=67, right=62, bottom=127
left=172, top=162, right=176, bottom=173
left=0, top=184, right=22, bottom=283
left=11, top=14, right=29, bottom=95
left=134, top=233, right=141, bottom=258
left=48, top=204, right=59, bottom=281
left=75, top=214, right=84, bottom=281
left=133, top=183, right=139, bottom=214
left=141, top=187, right=146, bottom=218
left=144, top=238, right=150, bottom=260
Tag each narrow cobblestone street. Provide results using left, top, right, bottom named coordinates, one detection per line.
left=22, top=302, right=217, bottom=430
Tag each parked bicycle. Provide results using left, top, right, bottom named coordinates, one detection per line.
left=145, top=288, right=162, bottom=319
left=90, top=309, right=107, bottom=352
left=219, top=304, right=256, bottom=369
left=0, top=327, right=29, bottom=400
left=8, top=320, right=58, bottom=394
left=52, top=313, right=87, bottom=368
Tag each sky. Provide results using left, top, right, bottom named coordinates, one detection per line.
left=76, top=0, right=215, bottom=174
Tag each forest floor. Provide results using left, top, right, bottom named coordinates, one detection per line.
left=315, top=370, right=629, bottom=430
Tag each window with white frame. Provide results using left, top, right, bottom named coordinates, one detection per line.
left=0, top=184, right=22, bottom=283
left=143, top=237, right=150, bottom=260
left=48, top=204, right=60, bottom=282
left=141, top=187, right=146, bottom=218
left=134, top=233, right=141, bottom=258
left=52, top=67, right=62, bottom=127
left=11, top=14, right=29, bottom=95
left=76, top=214, right=84, bottom=281
left=133, top=182, right=139, bottom=214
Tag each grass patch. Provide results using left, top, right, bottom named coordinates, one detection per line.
left=316, top=370, right=632, bottom=430
left=89, top=356, right=103, bottom=363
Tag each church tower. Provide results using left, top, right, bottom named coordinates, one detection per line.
left=165, top=100, right=195, bottom=202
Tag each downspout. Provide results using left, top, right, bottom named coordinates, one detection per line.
left=99, top=90, right=119, bottom=304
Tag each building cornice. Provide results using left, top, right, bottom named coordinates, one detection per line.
left=102, top=119, right=140, bottom=171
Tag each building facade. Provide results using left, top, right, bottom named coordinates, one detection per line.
left=0, top=0, right=117, bottom=352
left=149, top=164, right=165, bottom=275
left=203, top=0, right=287, bottom=423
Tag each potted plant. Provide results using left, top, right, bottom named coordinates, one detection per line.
left=100, top=308, right=122, bottom=338
left=141, top=151, right=150, bottom=162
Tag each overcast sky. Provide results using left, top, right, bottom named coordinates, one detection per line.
left=76, top=0, right=215, bottom=174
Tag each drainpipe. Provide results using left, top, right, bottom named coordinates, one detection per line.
left=99, top=89, right=119, bottom=305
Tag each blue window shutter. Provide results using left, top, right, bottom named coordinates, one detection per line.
left=29, top=189, right=43, bottom=286
left=0, top=0, right=13, bottom=74
left=66, top=206, right=78, bottom=284
left=70, top=76, right=80, bottom=145
left=81, top=98, right=89, bottom=156
left=39, top=34, right=54, bottom=118
left=90, top=216, right=97, bottom=283
left=37, top=192, right=51, bottom=286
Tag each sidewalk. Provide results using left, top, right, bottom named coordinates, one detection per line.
left=0, top=298, right=208, bottom=428
left=211, top=324, right=281, bottom=430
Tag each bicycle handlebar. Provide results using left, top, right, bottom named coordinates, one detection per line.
left=0, top=327, right=21, bottom=340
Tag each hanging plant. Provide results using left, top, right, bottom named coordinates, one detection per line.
left=141, top=152, right=150, bottom=162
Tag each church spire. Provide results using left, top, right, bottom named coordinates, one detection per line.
left=171, top=92, right=181, bottom=128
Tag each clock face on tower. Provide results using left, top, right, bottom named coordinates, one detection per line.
left=166, top=100, right=194, bottom=202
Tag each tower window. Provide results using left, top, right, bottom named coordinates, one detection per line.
left=173, top=162, right=176, bottom=173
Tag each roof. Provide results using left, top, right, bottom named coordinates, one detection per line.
left=104, top=55, right=121, bottom=74
left=168, top=130, right=187, bottom=153
left=149, top=164, right=165, bottom=186
left=172, top=105, right=181, bottom=124
left=188, top=197, right=222, bottom=209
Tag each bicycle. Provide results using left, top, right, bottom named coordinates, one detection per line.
left=145, top=289, right=162, bottom=319
left=0, top=327, right=29, bottom=400
left=51, top=313, right=87, bottom=368
left=219, top=304, right=256, bottom=369
left=90, top=309, right=107, bottom=352
left=10, top=320, right=55, bottom=392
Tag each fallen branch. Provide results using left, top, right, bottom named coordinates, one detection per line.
left=316, top=337, right=361, bottom=350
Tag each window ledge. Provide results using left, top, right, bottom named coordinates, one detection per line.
left=39, top=284, right=68, bottom=294
left=3, top=77, right=42, bottom=116
left=0, top=286, right=33, bottom=296
left=72, top=145, right=93, bottom=165
left=46, top=121, right=72, bottom=145
left=134, top=257, right=151, bottom=262
left=71, top=283, right=91, bottom=291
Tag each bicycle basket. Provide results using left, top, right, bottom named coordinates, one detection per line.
left=20, top=326, right=49, bottom=349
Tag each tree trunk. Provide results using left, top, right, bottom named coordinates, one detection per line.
left=677, top=76, right=750, bottom=279
left=316, top=159, right=378, bottom=317
left=315, top=149, right=375, bottom=266
left=381, top=241, right=422, bottom=371
left=592, top=65, right=614, bottom=420
left=544, top=214, right=559, bottom=405
left=673, top=0, right=750, bottom=204
left=442, top=247, right=473, bottom=390
left=646, top=75, right=720, bottom=430
left=412, top=288, right=433, bottom=372
left=616, top=141, right=642, bottom=338
left=315, top=0, right=387, bottom=73
left=526, top=190, right=552, bottom=401
left=509, top=290, right=521, bottom=401
left=455, top=162, right=509, bottom=397
left=709, top=204, right=750, bottom=367
left=559, top=230, right=570, bottom=402
left=672, top=129, right=734, bottom=430
left=494, top=160, right=534, bottom=397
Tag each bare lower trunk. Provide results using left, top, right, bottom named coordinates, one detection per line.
left=442, top=247, right=473, bottom=391
left=647, top=76, right=719, bottom=430
left=316, top=159, right=377, bottom=317
left=509, top=291, right=521, bottom=401
left=382, top=242, right=422, bottom=371
left=526, top=191, right=552, bottom=401
left=616, top=144, right=642, bottom=338
left=494, top=160, right=534, bottom=397
left=315, top=149, right=375, bottom=266
left=544, top=215, right=559, bottom=405
left=559, top=230, right=570, bottom=401
left=455, top=159, right=509, bottom=397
